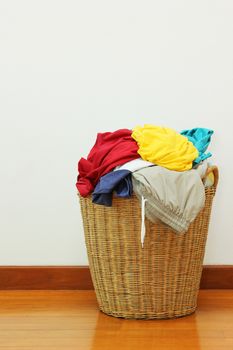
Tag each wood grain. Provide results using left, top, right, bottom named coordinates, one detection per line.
left=0, top=265, right=232, bottom=290
left=0, top=290, right=232, bottom=349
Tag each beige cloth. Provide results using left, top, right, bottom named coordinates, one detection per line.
left=132, top=166, right=205, bottom=234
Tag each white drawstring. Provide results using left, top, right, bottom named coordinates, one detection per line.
left=141, top=195, right=147, bottom=248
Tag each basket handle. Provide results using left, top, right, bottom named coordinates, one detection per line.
left=204, top=166, right=219, bottom=189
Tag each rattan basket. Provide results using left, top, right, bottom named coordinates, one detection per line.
left=79, top=167, right=218, bottom=319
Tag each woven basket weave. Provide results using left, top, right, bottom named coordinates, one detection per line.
left=79, top=167, right=218, bottom=319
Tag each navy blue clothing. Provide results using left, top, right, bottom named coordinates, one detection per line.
left=92, top=170, right=132, bottom=206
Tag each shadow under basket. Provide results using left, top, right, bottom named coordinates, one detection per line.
left=79, top=167, right=218, bottom=319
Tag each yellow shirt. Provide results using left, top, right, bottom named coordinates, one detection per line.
left=132, top=125, right=198, bottom=171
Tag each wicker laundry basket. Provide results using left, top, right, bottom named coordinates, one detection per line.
left=79, top=167, right=218, bottom=319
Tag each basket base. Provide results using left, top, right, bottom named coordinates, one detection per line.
left=99, top=305, right=197, bottom=320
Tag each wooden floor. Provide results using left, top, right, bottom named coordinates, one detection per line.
left=0, top=290, right=232, bottom=349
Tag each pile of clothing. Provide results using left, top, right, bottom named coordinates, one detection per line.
left=76, top=125, right=215, bottom=245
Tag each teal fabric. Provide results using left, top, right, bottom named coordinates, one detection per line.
left=180, top=128, right=214, bottom=165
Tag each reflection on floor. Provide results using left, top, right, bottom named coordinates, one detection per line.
left=0, top=290, right=232, bottom=349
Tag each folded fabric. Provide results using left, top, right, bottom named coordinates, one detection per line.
left=132, top=124, right=198, bottom=171
left=114, top=158, right=154, bottom=172
left=92, top=170, right=132, bottom=206
left=180, top=128, right=213, bottom=165
left=76, top=129, right=139, bottom=197
left=132, top=166, right=205, bottom=236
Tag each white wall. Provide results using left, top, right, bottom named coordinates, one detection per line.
left=0, top=0, right=232, bottom=265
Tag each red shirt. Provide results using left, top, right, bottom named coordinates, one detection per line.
left=76, top=129, right=139, bottom=197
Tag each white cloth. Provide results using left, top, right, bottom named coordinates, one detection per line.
left=114, top=158, right=154, bottom=172
left=194, top=159, right=208, bottom=179
left=140, top=196, right=147, bottom=247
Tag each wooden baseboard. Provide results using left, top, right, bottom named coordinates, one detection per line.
left=200, top=265, right=233, bottom=289
left=0, top=265, right=232, bottom=290
left=0, top=266, right=93, bottom=290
